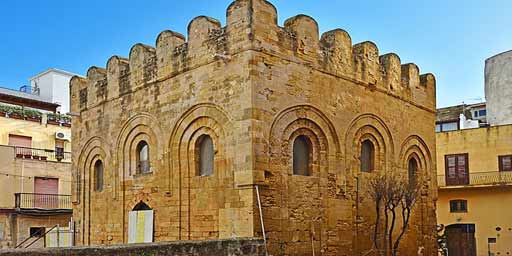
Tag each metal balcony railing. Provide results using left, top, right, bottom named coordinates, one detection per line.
left=19, top=85, right=41, bottom=96
left=437, top=171, right=512, bottom=187
left=15, top=193, right=72, bottom=210
left=14, top=146, right=71, bottom=162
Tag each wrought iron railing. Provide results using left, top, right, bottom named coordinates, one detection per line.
left=15, top=193, right=72, bottom=210
left=19, top=85, right=41, bottom=96
left=14, top=146, right=71, bottom=162
left=437, top=171, right=512, bottom=187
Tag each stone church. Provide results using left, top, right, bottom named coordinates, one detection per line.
left=70, top=0, right=438, bottom=255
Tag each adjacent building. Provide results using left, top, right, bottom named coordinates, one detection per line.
left=71, top=1, right=438, bottom=255
left=485, top=50, right=512, bottom=126
left=0, top=72, right=74, bottom=248
left=436, top=50, right=512, bottom=256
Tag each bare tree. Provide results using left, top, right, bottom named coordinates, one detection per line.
left=368, top=174, right=419, bottom=256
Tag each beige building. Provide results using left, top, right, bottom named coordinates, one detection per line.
left=0, top=85, right=73, bottom=248
left=436, top=123, right=512, bottom=256
left=71, top=0, right=438, bottom=255
left=436, top=49, right=512, bottom=256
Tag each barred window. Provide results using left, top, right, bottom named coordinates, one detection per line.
left=136, top=141, right=150, bottom=174
left=450, top=200, right=468, bottom=213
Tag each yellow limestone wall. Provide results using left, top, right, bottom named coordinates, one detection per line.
left=71, top=0, right=438, bottom=255
left=436, top=124, right=512, bottom=255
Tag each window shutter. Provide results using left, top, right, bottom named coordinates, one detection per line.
left=128, top=211, right=137, bottom=243
left=499, top=155, right=512, bottom=172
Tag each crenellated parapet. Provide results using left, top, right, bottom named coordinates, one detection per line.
left=70, top=0, right=435, bottom=112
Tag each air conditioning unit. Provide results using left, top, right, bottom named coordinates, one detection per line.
left=55, top=132, right=71, bottom=141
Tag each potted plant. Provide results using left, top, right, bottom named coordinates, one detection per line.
left=47, top=113, right=60, bottom=125
left=6, top=106, right=24, bottom=120
left=24, top=109, right=42, bottom=122
left=0, top=105, right=8, bottom=117
left=60, top=114, right=72, bottom=127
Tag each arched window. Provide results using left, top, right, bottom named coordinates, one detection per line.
left=293, top=135, right=312, bottom=176
left=360, top=140, right=375, bottom=172
left=136, top=141, right=150, bottom=174
left=197, top=135, right=214, bottom=176
left=132, top=201, right=152, bottom=211
left=408, top=157, right=418, bottom=186
left=94, top=160, right=103, bottom=192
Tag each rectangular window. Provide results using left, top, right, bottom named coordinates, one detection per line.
left=55, top=140, right=65, bottom=159
left=474, top=111, right=478, bottom=118
left=449, top=200, right=468, bottom=213
left=436, top=122, right=459, bottom=132
left=478, top=109, right=486, bottom=117
left=499, top=155, right=512, bottom=172
left=445, top=154, right=469, bottom=186
left=8, top=134, right=32, bottom=147
left=29, top=227, right=45, bottom=237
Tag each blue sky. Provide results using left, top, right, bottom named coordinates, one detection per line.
left=0, top=0, right=510, bottom=107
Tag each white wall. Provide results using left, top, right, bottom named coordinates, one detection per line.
left=485, top=50, right=512, bottom=126
left=30, top=70, right=74, bottom=114
left=30, top=73, right=53, bottom=102
left=51, top=73, right=72, bottom=114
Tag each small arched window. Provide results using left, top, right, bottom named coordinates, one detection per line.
left=408, top=157, right=418, bottom=186
left=293, top=135, right=312, bottom=176
left=94, top=160, right=103, bottom=192
left=133, top=201, right=152, bottom=211
left=136, top=141, right=150, bottom=174
left=360, top=140, right=375, bottom=172
left=197, top=135, right=214, bottom=177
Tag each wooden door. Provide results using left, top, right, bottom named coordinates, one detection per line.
left=445, top=154, right=469, bottom=186
left=446, top=224, right=476, bottom=256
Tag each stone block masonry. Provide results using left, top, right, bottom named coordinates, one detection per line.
left=71, top=0, right=438, bottom=255
left=0, top=238, right=265, bottom=256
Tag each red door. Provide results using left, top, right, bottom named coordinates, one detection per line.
left=445, top=154, right=469, bottom=186
left=34, top=178, right=59, bottom=208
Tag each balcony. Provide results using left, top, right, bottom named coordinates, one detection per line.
left=19, top=85, right=41, bottom=96
left=14, top=146, right=71, bottom=162
left=437, top=171, right=512, bottom=188
left=15, top=193, right=72, bottom=215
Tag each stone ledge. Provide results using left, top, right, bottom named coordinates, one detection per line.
left=0, top=238, right=265, bottom=256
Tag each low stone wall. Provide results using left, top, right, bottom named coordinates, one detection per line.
left=0, top=238, right=265, bottom=256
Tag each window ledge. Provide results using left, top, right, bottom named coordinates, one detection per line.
left=133, top=172, right=153, bottom=178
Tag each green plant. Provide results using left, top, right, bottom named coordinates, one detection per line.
left=48, top=113, right=72, bottom=123
left=23, top=109, right=42, bottom=118
left=0, top=105, right=23, bottom=116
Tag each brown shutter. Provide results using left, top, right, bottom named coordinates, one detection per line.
left=499, top=155, right=512, bottom=172
left=8, top=135, right=32, bottom=148
left=34, top=178, right=59, bottom=194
